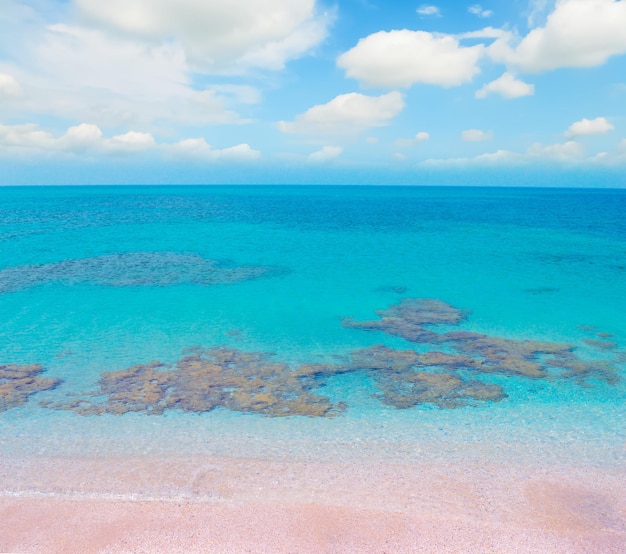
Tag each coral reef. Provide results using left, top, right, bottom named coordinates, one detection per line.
left=0, top=252, right=286, bottom=294
left=0, top=364, right=61, bottom=412
left=374, top=371, right=505, bottom=409
left=344, top=299, right=622, bottom=385
left=30, top=298, right=626, bottom=418
left=343, top=298, right=465, bottom=344
left=346, top=345, right=505, bottom=409
left=53, top=348, right=345, bottom=418
left=583, top=339, right=618, bottom=351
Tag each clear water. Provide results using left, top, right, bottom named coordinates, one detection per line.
left=0, top=186, right=624, bottom=468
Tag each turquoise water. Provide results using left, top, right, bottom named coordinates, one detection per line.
left=0, top=186, right=625, bottom=465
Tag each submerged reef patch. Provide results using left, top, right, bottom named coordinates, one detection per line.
left=34, top=298, right=625, bottom=418
left=583, top=339, right=618, bottom=351
left=49, top=348, right=346, bottom=418
left=345, top=345, right=506, bottom=409
left=0, top=252, right=286, bottom=293
left=373, top=371, right=505, bottom=410
left=0, top=364, right=61, bottom=412
left=344, top=298, right=622, bottom=385
left=343, top=299, right=466, bottom=344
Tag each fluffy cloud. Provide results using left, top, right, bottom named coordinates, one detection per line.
left=0, top=73, right=22, bottom=98
left=461, top=129, right=493, bottom=142
left=416, top=5, right=441, bottom=17
left=19, top=24, right=253, bottom=127
left=0, top=123, right=56, bottom=151
left=308, top=145, right=342, bottom=162
left=422, top=149, right=520, bottom=167
left=495, top=0, right=626, bottom=72
left=395, top=131, right=430, bottom=147
left=468, top=5, right=493, bottom=18
left=0, top=122, right=155, bottom=155
left=422, top=140, right=585, bottom=166
left=564, top=117, right=614, bottom=138
left=277, top=92, right=405, bottom=134
left=106, top=131, right=157, bottom=154
left=0, top=122, right=260, bottom=160
left=527, top=140, right=584, bottom=161
left=586, top=139, right=626, bottom=165
left=475, top=72, right=534, bottom=99
left=58, top=123, right=104, bottom=151
left=167, top=138, right=261, bottom=161
left=75, top=0, right=332, bottom=72
left=337, top=30, right=484, bottom=88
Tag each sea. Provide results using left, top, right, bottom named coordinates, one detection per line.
left=0, top=185, right=625, bottom=499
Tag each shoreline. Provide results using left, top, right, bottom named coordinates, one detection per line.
left=1, top=452, right=625, bottom=553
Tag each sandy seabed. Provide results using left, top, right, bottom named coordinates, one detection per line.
left=1, top=449, right=625, bottom=554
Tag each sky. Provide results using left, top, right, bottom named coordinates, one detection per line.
left=1, top=0, right=626, bottom=186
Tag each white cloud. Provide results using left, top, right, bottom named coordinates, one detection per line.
left=422, top=149, right=521, bottom=167
left=40, top=24, right=187, bottom=98
left=585, top=139, right=626, bottom=165
left=564, top=117, right=614, bottom=138
left=24, top=25, right=249, bottom=126
left=461, top=129, right=493, bottom=142
left=395, top=131, right=430, bottom=147
left=75, top=0, right=333, bottom=72
left=495, top=0, right=626, bottom=73
left=0, top=121, right=260, bottom=160
left=392, top=152, right=407, bottom=161
left=475, top=72, right=534, bottom=99
left=277, top=92, right=405, bottom=135
left=0, top=73, right=22, bottom=98
left=163, top=138, right=261, bottom=160
left=167, top=138, right=213, bottom=158
left=211, top=143, right=262, bottom=161
left=105, top=131, right=157, bottom=154
left=457, top=27, right=509, bottom=40
left=416, top=5, right=441, bottom=16
left=337, top=30, right=484, bottom=88
left=422, top=140, right=585, bottom=167
left=207, top=85, right=261, bottom=105
left=468, top=4, right=493, bottom=18
left=5, top=24, right=253, bottom=128
left=527, top=140, right=584, bottom=161
left=308, top=145, right=342, bottom=162
left=0, top=123, right=56, bottom=151
left=58, top=123, right=103, bottom=152
left=366, top=137, right=379, bottom=144
left=0, top=122, right=157, bottom=155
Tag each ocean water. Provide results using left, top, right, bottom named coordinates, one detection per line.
left=0, top=185, right=625, bottom=475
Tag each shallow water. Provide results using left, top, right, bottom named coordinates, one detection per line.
left=0, top=186, right=625, bottom=476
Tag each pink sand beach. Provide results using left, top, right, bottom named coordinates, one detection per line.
left=1, top=439, right=625, bottom=553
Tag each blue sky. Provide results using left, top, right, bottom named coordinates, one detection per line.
left=1, top=0, right=626, bottom=185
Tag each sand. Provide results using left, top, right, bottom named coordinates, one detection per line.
left=1, top=453, right=624, bottom=553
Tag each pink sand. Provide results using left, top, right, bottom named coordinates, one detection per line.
left=1, top=454, right=624, bottom=553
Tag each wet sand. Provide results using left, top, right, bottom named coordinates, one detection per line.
left=1, top=454, right=625, bottom=553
